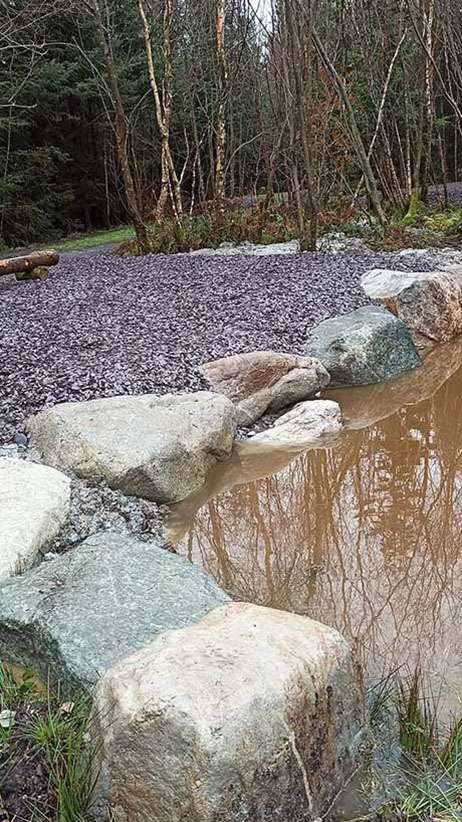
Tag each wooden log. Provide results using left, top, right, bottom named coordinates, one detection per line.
left=0, top=249, right=59, bottom=277
left=15, top=267, right=49, bottom=282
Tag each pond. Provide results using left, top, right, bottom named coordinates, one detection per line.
left=167, top=337, right=462, bottom=722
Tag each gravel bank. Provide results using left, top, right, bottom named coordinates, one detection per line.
left=0, top=443, right=165, bottom=548
left=0, top=250, right=440, bottom=443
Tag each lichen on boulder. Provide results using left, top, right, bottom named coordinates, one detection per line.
left=305, top=305, right=421, bottom=387
left=0, top=532, right=230, bottom=694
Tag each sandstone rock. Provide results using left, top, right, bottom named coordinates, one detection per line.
left=361, top=267, right=462, bottom=346
left=251, top=399, right=343, bottom=447
left=199, top=351, right=330, bottom=424
left=25, top=392, right=237, bottom=504
left=0, top=532, right=230, bottom=693
left=0, top=459, right=70, bottom=579
left=90, top=602, right=365, bottom=822
left=305, top=305, right=421, bottom=386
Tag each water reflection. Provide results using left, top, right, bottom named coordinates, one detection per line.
left=169, top=340, right=462, bottom=713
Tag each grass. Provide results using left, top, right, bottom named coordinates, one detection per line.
left=358, top=668, right=462, bottom=822
left=0, top=663, right=95, bottom=822
left=26, top=695, right=94, bottom=822
left=55, top=225, right=135, bottom=251
left=2, top=662, right=462, bottom=821
left=0, top=664, right=37, bottom=744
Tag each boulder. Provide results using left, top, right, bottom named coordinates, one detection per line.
left=251, top=399, right=343, bottom=447
left=305, top=305, right=421, bottom=386
left=0, top=532, right=230, bottom=694
left=199, top=351, right=330, bottom=424
left=361, top=267, right=462, bottom=346
left=326, top=333, right=462, bottom=431
left=25, top=392, right=237, bottom=504
left=90, top=602, right=365, bottom=822
left=0, top=458, right=70, bottom=579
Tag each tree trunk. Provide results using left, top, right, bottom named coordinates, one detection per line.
left=0, top=250, right=59, bottom=277
left=311, top=26, right=387, bottom=226
left=215, top=0, right=227, bottom=211
left=421, top=0, right=435, bottom=202
left=285, top=0, right=318, bottom=250
left=92, top=0, right=149, bottom=252
left=138, top=0, right=182, bottom=222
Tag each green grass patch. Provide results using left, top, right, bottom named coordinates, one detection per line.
left=26, top=695, right=94, bottom=822
left=55, top=225, right=135, bottom=251
left=0, top=663, right=96, bottom=822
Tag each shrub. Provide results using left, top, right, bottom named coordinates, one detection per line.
left=423, top=209, right=462, bottom=234
left=118, top=206, right=299, bottom=256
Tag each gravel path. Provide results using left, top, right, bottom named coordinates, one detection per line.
left=0, top=250, right=440, bottom=443
left=428, top=180, right=462, bottom=205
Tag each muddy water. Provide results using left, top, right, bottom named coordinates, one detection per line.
left=167, top=338, right=462, bottom=714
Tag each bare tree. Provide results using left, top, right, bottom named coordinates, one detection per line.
left=90, top=0, right=150, bottom=251
left=214, top=0, right=228, bottom=209
left=138, top=0, right=183, bottom=221
left=311, top=26, right=387, bottom=225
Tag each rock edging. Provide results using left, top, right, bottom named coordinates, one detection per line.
left=90, top=602, right=365, bottom=822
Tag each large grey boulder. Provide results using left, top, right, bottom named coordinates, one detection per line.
left=25, top=392, right=237, bottom=504
left=0, top=458, right=70, bottom=579
left=305, top=305, right=421, bottom=387
left=199, top=351, right=330, bottom=424
left=90, top=602, right=365, bottom=822
left=326, top=333, right=462, bottom=431
left=361, top=267, right=462, bottom=346
left=0, top=532, right=230, bottom=694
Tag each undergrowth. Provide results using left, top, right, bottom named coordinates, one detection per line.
left=390, top=200, right=462, bottom=237
left=118, top=204, right=300, bottom=255
left=5, top=193, right=460, bottom=257
left=117, top=197, right=462, bottom=257
left=1, top=662, right=461, bottom=821
left=355, top=668, right=462, bottom=822
left=6, top=196, right=459, bottom=257
left=0, top=664, right=94, bottom=822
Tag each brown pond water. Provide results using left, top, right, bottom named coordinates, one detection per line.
left=167, top=337, right=462, bottom=719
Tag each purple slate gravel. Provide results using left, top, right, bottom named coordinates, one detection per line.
left=427, top=181, right=462, bottom=206
left=0, top=250, right=437, bottom=444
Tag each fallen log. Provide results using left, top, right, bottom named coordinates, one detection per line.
left=0, top=249, right=59, bottom=277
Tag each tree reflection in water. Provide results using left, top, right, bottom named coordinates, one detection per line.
left=174, top=360, right=462, bottom=715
